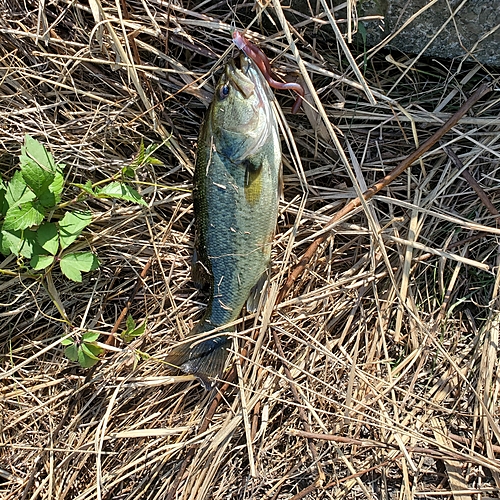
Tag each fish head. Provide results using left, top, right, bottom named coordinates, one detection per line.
left=208, top=54, right=275, bottom=162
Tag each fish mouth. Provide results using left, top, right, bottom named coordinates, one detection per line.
left=226, top=55, right=262, bottom=100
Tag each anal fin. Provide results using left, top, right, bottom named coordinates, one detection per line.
left=246, top=269, right=269, bottom=313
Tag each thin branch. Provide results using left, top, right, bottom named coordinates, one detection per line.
left=443, top=144, right=500, bottom=218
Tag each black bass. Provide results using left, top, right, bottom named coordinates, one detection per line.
left=166, top=52, right=281, bottom=389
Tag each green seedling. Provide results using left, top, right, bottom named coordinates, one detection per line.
left=120, top=314, right=147, bottom=343
left=61, top=331, right=104, bottom=368
left=122, top=140, right=162, bottom=179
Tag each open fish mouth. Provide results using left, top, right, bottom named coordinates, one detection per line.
left=225, top=56, right=255, bottom=99
left=226, top=54, right=271, bottom=107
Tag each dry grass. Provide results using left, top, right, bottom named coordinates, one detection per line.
left=1, top=0, right=500, bottom=499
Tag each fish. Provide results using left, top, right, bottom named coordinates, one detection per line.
left=165, top=51, right=282, bottom=389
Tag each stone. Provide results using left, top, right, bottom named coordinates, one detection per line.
left=359, top=0, right=500, bottom=66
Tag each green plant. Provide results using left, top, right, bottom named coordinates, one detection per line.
left=1, top=134, right=158, bottom=369
left=122, top=140, right=162, bottom=178
left=120, top=314, right=147, bottom=343
left=0, top=134, right=149, bottom=282
left=61, top=331, right=104, bottom=368
left=357, top=21, right=368, bottom=71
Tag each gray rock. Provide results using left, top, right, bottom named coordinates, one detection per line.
left=360, top=0, right=500, bottom=66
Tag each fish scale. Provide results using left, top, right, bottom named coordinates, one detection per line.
left=165, top=53, right=281, bottom=389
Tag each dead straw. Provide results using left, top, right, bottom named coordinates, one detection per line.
left=2, top=1, right=500, bottom=499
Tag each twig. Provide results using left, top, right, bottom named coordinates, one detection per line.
left=447, top=432, right=500, bottom=454
left=277, top=83, right=491, bottom=302
left=289, top=429, right=390, bottom=447
left=324, top=459, right=393, bottom=487
left=443, top=144, right=500, bottom=218
left=289, top=479, right=322, bottom=500
left=290, top=429, right=492, bottom=463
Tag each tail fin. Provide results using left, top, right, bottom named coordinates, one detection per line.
left=165, top=335, right=231, bottom=390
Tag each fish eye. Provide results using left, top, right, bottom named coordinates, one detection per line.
left=219, top=84, right=230, bottom=100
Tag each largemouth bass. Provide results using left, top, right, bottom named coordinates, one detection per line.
left=166, top=52, right=281, bottom=389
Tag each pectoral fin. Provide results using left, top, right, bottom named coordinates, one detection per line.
left=244, top=157, right=263, bottom=205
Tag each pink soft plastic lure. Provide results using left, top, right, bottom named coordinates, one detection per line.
left=232, top=30, right=304, bottom=113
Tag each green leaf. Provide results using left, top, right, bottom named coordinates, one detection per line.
left=1, top=229, right=18, bottom=255
left=123, top=142, right=161, bottom=177
left=126, top=314, right=136, bottom=331
left=122, top=143, right=143, bottom=178
left=0, top=231, right=7, bottom=255
left=137, top=350, right=150, bottom=361
left=22, top=230, right=43, bottom=259
left=59, top=210, right=92, bottom=250
left=78, top=350, right=98, bottom=367
left=18, top=136, right=65, bottom=206
left=83, top=180, right=93, bottom=194
left=59, top=258, right=81, bottom=282
left=80, top=342, right=102, bottom=360
left=64, top=336, right=103, bottom=368
left=31, top=253, right=54, bottom=270
left=1, top=229, right=39, bottom=258
left=37, top=222, right=59, bottom=254
left=64, top=343, right=79, bottom=362
left=4, top=171, right=35, bottom=208
left=21, top=158, right=55, bottom=199
left=78, top=343, right=103, bottom=367
left=3, top=200, right=45, bottom=231
left=96, top=182, right=147, bottom=206
left=133, top=322, right=146, bottom=336
left=148, top=157, right=162, bottom=166
left=74, top=180, right=94, bottom=195
left=59, top=251, right=99, bottom=282
left=21, top=134, right=57, bottom=173
left=122, top=166, right=136, bottom=179
left=136, top=140, right=145, bottom=163
left=82, top=331, right=100, bottom=342
left=144, top=144, right=162, bottom=166
left=39, top=172, right=64, bottom=208
left=121, top=314, right=146, bottom=342
left=128, top=323, right=146, bottom=342
left=358, top=21, right=367, bottom=46
left=84, top=342, right=103, bottom=358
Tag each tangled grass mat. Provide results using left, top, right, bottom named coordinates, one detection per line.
left=1, top=1, right=500, bottom=498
